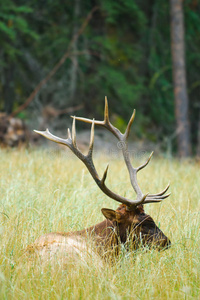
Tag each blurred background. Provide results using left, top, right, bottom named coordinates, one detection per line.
left=0, top=0, right=199, bottom=158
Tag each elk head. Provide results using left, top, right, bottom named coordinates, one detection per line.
left=102, top=204, right=170, bottom=251
left=34, top=97, right=171, bottom=252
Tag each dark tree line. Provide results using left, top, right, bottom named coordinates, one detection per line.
left=0, top=0, right=200, bottom=156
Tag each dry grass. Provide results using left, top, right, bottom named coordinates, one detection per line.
left=0, top=148, right=199, bottom=299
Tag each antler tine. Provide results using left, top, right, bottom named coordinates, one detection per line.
left=147, top=183, right=170, bottom=197
left=87, top=119, right=95, bottom=158
left=124, top=109, right=136, bottom=139
left=142, top=183, right=170, bottom=204
left=71, top=115, right=103, bottom=126
left=146, top=193, right=171, bottom=201
left=104, top=96, right=109, bottom=124
left=72, top=117, right=77, bottom=147
left=68, top=128, right=72, bottom=139
left=34, top=129, right=71, bottom=147
left=101, top=164, right=109, bottom=185
left=137, top=151, right=154, bottom=172
left=143, top=193, right=171, bottom=204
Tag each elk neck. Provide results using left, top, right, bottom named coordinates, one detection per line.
left=72, top=219, right=127, bottom=248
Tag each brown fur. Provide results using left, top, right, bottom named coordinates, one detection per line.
left=27, top=204, right=170, bottom=263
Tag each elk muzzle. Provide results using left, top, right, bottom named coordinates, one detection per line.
left=143, top=226, right=171, bottom=250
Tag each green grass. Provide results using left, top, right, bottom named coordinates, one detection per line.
left=0, top=148, right=199, bottom=299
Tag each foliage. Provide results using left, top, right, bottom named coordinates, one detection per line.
left=0, top=0, right=200, bottom=153
left=0, top=2, right=36, bottom=62
left=0, top=149, right=199, bottom=299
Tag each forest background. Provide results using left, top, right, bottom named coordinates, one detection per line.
left=0, top=0, right=200, bottom=157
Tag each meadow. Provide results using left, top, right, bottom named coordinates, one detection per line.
left=0, top=148, right=199, bottom=299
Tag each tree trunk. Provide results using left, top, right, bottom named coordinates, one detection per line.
left=170, top=0, right=191, bottom=157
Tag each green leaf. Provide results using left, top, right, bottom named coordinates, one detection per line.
left=0, top=21, right=15, bottom=40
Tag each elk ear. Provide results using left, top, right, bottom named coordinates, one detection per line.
left=101, top=208, right=121, bottom=222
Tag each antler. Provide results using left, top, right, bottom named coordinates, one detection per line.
left=72, top=97, right=170, bottom=209
left=34, top=97, right=170, bottom=210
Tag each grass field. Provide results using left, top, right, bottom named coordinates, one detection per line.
left=0, top=148, right=199, bottom=299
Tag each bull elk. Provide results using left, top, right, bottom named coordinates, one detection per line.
left=29, top=98, right=171, bottom=262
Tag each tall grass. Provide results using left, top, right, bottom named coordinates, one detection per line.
left=0, top=148, right=199, bottom=299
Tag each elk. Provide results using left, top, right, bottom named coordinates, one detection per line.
left=29, top=98, right=171, bottom=262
